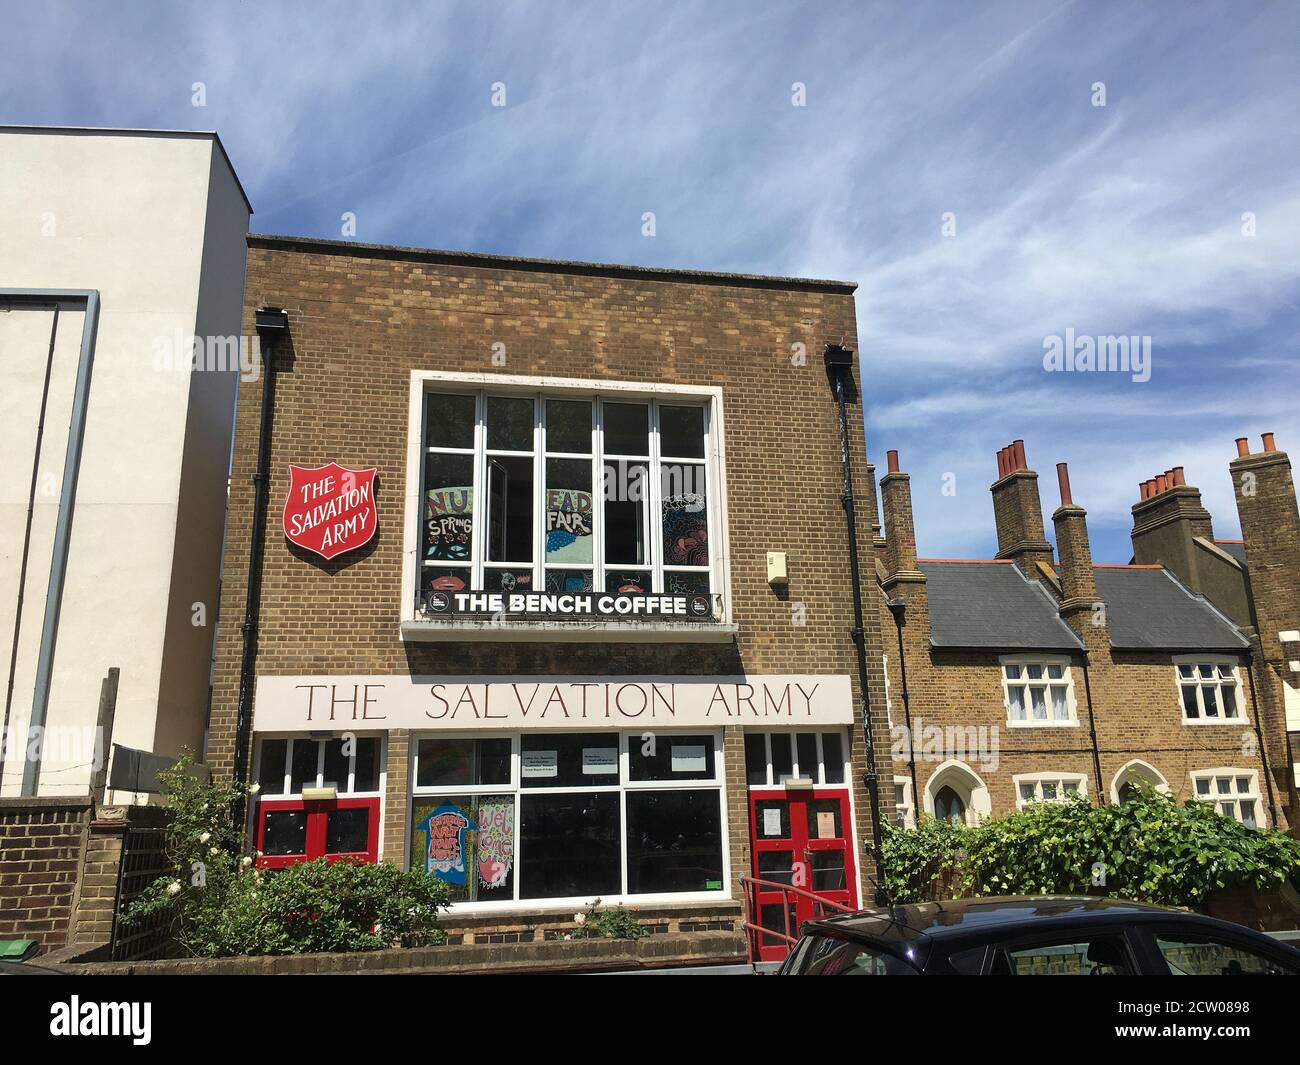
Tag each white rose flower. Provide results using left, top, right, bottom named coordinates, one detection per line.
left=573, top=912, right=586, bottom=925
left=241, top=856, right=253, bottom=868
left=199, top=831, right=211, bottom=843
left=209, top=847, right=219, bottom=857
left=249, top=783, right=261, bottom=795
left=166, top=881, right=182, bottom=896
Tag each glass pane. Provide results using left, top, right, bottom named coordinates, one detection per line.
left=604, top=569, right=650, bottom=595
left=1178, top=664, right=1195, bottom=679
left=744, top=732, right=768, bottom=785
left=806, top=799, right=843, bottom=839
left=796, top=733, right=818, bottom=780
left=1218, top=665, right=1235, bottom=679
left=1182, top=685, right=1200, bottom=718
left=1216, top=777, right=1232, bottom=795
left=1004, top=664, right=1022, bottom=679
left=545, top=399, right=591, bottom=454
left=1007, top=936, right=1133, bottom=975
left=1198, top=664, right=1215, bottom=679
left=423, top=453, right=474, bottom=562
left=477, top=738, right=512, bottom=785
left=325, top=807, right=370, bottom=855
left=262, top=810, right=306, bottom=856
left=290, top=739, right=318, bottom=792
left=1235, top=776, right=1251, bottom=794
left=520, top=733, right=618, bottom=788
left=603, top=460, right=647, bottom=565
left=483, top=566, right=534, bottom=593
left=1240, top=800, right=1257, bottom=828
left=416, top=738, right=474, bottom=788
left=257, top=739, right=288, bottom=796
left=1220, top=802, right=1236, bottom=817
left=353, top=738, right=380, bottom=793
left=821, top=732, right=845, bottom=784
left=810, top=851, right=846, bottom=892
left=1030, top=687, right=1047, bottom=720
left=1019, top=782, right=1035, bottom=801
left=519, top=792, right=620, bottom=900
left=603, top=402, right=649, bottom=455
left=625, top=790, right=723, bottom=894
left=1050, top=686, right=1069, bottom=720
left=408, top=796, right=515, bottom=904
left=1221, top=685, right=1238, bottom=718
left=754, top=800, right=790, bottom=839
left=486, top=395, right=533, bottom=451
left=663, top=570, right=710, bottom=596
left=420, top=567, right=470, bottom=611
left=629, top=734, right=715, bottom=781
left=1155, top=934, right=1298, bottom=975
left=771, top=733, right=794, bottom=783
left=425, top=393, right=475, bottom=449
left=661, top=464, right=708, bottom=566
left=1064, top=781, right=1079, bottom=796
left=1046, top=664, right=1064, bottom=679
left=659, top=405, right=705, bottom=458
left=544, top=568, right=593, bottom=592
left=1202, top=686, right=1219, bottom=717
left=1008, top=686, right=1026, bottom=720
left=1026, top=664, right=1043, bottom=680
left=487, top=455, right=534, bottom=562
left=546, top=457, right=594, bottom=563
left=758, top=850, right=795, bottom=885
left=1041, top=780, right=1058, bottom=800
left=322, top=739, right=349, bottom=790
left=1195, top=778, right=1211, bottom=796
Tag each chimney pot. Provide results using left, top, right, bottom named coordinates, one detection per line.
left=886, top=449, right=900, bottom=474
left=1144, top=478, right=1157, bottom=498
left=1012, top=439, right=1026, bottom=471
left=1156, top=473, right=1169, bottom=493
left=1056, top=462, right=1073, bottom=506
left=996, top=448, right=1005, bottom=478
left=1172, top=466, right=1185, bottom=487
left=1262, top=432, right=1277, bottom=453
left=1235, top=437, right=1250, bottom=457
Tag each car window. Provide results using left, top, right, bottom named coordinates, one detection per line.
left=996, top=933, right=1135, bottom=975
left=1154, top=932, right=1300, bottom=976
left=946, top=945, right=988, bottom=974
left=795, top=935, right=917, bottom=975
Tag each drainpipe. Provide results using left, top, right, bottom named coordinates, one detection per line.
left=823, top=344, right=885, bottom=904
left=886, top=598, right=919, bottom=824
left=232, top=308, right=288, bottom=826
left=1243, top=649, right=1280, bottom=829
left=1079, top=658, right=1105, bottom=804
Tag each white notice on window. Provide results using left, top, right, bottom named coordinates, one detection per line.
left=582, top=747, right=619, bottom=775
left=521, top=750, right=558, bottom=779
left=671, top=744, right=707, bottom=773
left=763, top=807, right=783, bottom=837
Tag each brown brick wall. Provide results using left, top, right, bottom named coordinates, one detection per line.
left=208, top=237, right=891, bottom=909
left=0, top=797, right=92, bottom=951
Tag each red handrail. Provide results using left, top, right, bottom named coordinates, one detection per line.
left=739, top=875, right=855, bottom=965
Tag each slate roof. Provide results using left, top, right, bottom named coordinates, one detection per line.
left=917, top=561, right=1083, bottom=651
left=1094, top=566, right=1249, bottom=651
left=1215, top=540, right=1248, bottom=566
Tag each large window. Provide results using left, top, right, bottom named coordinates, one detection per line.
left=1000, top=656, right=1076, bottom=726
left=1175, top=657, right=1244, bottom=723
left=1191, top=769, right=1262, bottom=827
left=417, top=389, right=717, bottom=612
left=408, top=731, right=727, bottom=906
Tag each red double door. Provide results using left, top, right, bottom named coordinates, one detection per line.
left=254, top=796, right=380, bottom=869
left=748, top=789, right=857, bottom=961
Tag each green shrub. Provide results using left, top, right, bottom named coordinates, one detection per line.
left=570, top=898, right=646, bottom=939
left=881, top=788, right=1300, bottom=908
left=123, top=754, right=449, bottom=956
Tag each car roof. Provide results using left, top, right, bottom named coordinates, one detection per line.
left=804, top=895, right=1193, bottom=944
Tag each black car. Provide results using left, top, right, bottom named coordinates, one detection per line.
left=777, top=896, right=1300, bottom=975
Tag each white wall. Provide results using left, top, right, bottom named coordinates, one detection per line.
left=0, top=128, right=250, bottom=796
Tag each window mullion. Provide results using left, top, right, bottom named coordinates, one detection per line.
left=471, top=391, right=487, bottom=591
left=533, top=394, right=543, bottom=594
left=649, top=403, right=664, bottom=593
left=595, top=398, right=605, bottom=593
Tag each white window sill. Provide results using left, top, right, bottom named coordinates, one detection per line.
left=1006, top=719, right=1079, bottom=728
left=399, top=618, right=739, bottom=644
left=1180, top=718, right=1249, bottom=726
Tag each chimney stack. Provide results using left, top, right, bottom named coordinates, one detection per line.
left=1052, top=462, right=1103, bottom=638
left=990, top=439, right=1055, bottom=575
left=879, top=449, right=923, bottom=582
left=1130, top=457, right=1216, bottom=592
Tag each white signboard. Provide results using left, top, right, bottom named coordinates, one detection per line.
left=763, top=808, right=783, bottom=837
left=253, top=674, right=854, bottom=733
left=670, top=744, right=707, bottom=773
left=582, top=747, right=619, bottom=775
left=521, top=750, right=558, bottom=779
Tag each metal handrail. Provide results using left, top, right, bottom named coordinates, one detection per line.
left=739, top=875, right=855, bottom=965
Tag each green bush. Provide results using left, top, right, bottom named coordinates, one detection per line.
left=570, top=898, right=646, bottom=939
left=123, top=754, right=449, bottom=957
left=881, top=788, right=1300, bottom=908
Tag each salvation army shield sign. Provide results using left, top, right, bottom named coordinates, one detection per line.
left=282, top=463, right=378, bottom=561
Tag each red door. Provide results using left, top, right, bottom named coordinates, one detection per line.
left=255, top=796, right=380, bottom=869
left=748, top=790, right=857, bottom=961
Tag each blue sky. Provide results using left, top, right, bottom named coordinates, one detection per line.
left=6, top=1, right=1297, bottom=562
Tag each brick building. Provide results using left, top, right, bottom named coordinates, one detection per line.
left=876, top=439, right=1299, bottom=835
left=206, top=234, right=892, bottom=951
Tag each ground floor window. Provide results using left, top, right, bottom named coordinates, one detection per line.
left=1191, top=769, right=1261, bottom=827
left=1013, top=772, right=1087, bottom=809
left=409, top=730, right=727, bottom=905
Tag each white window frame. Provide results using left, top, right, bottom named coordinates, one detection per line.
left=1110, top=759, right=1169, bottom=803
left=407, top=729, right=730, bottom=912
left=1173, top=655, right=1247, bottom=725
left=999, top=654, right=1078, bottom=727
left=1189, top=768, right=1264, bottom=828
left=892, top=776, right=915, bottom=829
left=252, top=733, right=387, bottom=800
left=923, top=759, right=992, bottom=825
left=401, top=371, right=733, bottom=637
left=1012, top=771, right=1088, bottom=810
left=743, top=729, right=852, bottom=790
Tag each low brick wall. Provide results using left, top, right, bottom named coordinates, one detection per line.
left=438, top=900, right=742, bottom=945
left=43, top=928, right=747, bottom=975
left=0, top=796, right=93, bottom=951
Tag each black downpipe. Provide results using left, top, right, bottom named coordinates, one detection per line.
left=826, top=347, right=885, bottom=904
left=888, top=601, right=919, bottom=823
left=1244, top=650, right=1280, bottom=828
left=1079, top=658, right=1105, bottom=803
left=233, top=311, right=286, bottom=827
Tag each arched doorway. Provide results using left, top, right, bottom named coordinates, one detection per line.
left=934, top=785, right=967, bottom=824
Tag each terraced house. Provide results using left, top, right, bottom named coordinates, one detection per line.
left=875, top=438, right=1300, bottom=835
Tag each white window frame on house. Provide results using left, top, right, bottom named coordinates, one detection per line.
left=743, top=729, right=851, bottom=789
left=1173, top=655, right=1247, bottom=725
left=407, top=729, right=731, bottom=912
left=1110, top=759, right=1169, bottom=803
left=252, top=733, right=388, bottom=800
left=999, top=655, right=1078, bottom=727
left=1012, top=771, right=1088, bottom=810
left=923, top=759, right=992, bottom=825
left=892, top=776, right=914, bottom=829
left=1189, top=768, right=1263, bottom=828
left=400, top=371, right=734, bottom=642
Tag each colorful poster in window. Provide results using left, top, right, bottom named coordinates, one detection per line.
left=476, top=800, right=514, bottom=889
left=545, top=488, right=593, bottom=562
left=662, top=492, right=708, bottom=566
left=417, top=803, right=477, bottom=885
left=425, top=486, right=473, bottom=561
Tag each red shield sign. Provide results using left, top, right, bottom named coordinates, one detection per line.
left=282, top=463, right=378, bottom=561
